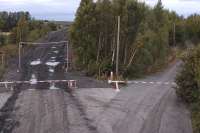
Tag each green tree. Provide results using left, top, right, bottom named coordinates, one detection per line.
left=70, top=0, right=98, bottom=70
left=185, top=14, right=200, bottom=44
left=16, top=15, right=29, bottom=43
left=0, top=18, right=5, bottom=30
left=70, top=0, right=172, bottom=78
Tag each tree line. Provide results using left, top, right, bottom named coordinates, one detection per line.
left=175, top=14, right=200, bottom=46
left=70, top=0, right=200, bottom=78
left=70, top=0, right=173, bottom=77
left=0, top=11, right=58, bottom=45
left=0, top=11, right=31, bottom=32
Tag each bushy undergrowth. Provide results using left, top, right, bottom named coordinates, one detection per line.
left=0, top=44, right=18, bottom=79
left=175, top=45, right=200, bottom=133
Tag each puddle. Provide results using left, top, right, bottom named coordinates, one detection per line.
left=49, top=83, right=60, bottom=90
left=30, top=74, right=37, bottom=85
left=30, top=59, right=41, bottom=66
left=45, top=61, right=60, bottom=67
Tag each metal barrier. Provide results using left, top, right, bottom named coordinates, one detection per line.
left=0, top=79, right=78, bottom=90
left=108, top=80, right=126, bottom=92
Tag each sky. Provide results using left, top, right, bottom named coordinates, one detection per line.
left=0, top=0, right=200, bottom=21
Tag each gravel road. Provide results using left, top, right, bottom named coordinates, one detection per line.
left=95, top=62, right=193, bottom=133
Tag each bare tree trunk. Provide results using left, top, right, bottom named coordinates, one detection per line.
left=111, top=34, right=116, bottom=65
left=124, top=43, right=127, bottom=65
left=112, top=47, right=115, bottom=65
left=96, top=33, right=102, bottom=64
left=126, top=47, right=138, bottom=69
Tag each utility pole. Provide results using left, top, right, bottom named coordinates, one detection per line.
left=66, top=41, right=69, bottom=72
left=18, top=42, right=21, bottom=72
left=1, top=53, right=4, bottom=66
left=173, top=22, right=176, bottom=46
left=116, top=16, right=120, bottom=78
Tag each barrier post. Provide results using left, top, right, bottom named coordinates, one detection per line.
left=110, top=71, right=113, bottom=80
left=115, top=82, right=120, bottom=92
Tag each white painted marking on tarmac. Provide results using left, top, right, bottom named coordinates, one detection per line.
left=141, top=81, right=147, bottom=84
left=30, top=59, right=41, bottom=66
left=49, top=68, right=55, bottom=73
left=150, top=82, right=154, bottom=84
left=45, top=61, right=60, bottom=67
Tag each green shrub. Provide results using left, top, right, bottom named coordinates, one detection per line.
left=1, top=44, right=18, bottom=58
left=0, top=65, right=5, bottom=79
left=175, top=46, right=200, bottom=103
left=0, top=35, right=6, bottom=45
left=191, top=102, right=200, bottom=133
left=175, top=45, right=200, bottom=133
left=27, top=29, right=41, bottom=41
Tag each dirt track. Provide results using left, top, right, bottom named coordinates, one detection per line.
left=95, top=62, right=192, bottom=133
left=13, top=89, right=97, bottom=133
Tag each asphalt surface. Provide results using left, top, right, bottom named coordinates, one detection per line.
left=0, top=29, right=193, bottom=133
left=0, top=30, right=112, bottom=133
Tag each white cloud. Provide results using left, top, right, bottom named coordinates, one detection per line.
left=0, top=0, right=81, bottom=21
left=0, top=0, right=200, bottom=20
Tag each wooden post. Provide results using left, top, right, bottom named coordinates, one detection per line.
left=67, top=41, right=69, bottom=71
left=110, top=71, right=113, bottom=80
left=116, top=16, right=120, bottom=78
left=1, top=53, right=4, bottom=66
left=173, top=22, right=176, bottom=46
left=65, top=41, right=69, bottom=72
left=18, top=42, right=21, bottom=72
